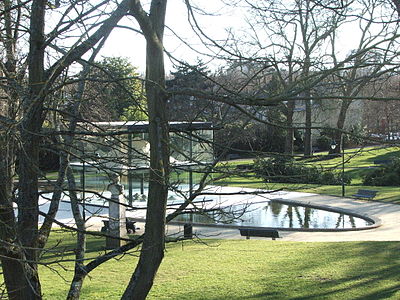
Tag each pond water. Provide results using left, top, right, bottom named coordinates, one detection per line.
left=174, top=201, right=373, bottom=229
left=46, top=185, right=373, bottom=230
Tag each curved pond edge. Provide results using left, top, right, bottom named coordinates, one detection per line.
left=160, top=198, right=382, bottom=232
left=59, top=193, right=382, bottom=232
left=265, top=198, right=381, bottom=232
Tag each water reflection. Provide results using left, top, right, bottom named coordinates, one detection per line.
left=174, top=201, right=372, bottom=229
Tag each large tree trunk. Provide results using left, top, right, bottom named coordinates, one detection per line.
left=284, top=101, right=295, bottom=155
left=13, top=1, right=46, bottom=298
left=0, top=2, right=25, bottom=297
left=122, top=1, right=169, bottom=299
left=331, top=100, right=352, bottom=154
left=0, top=135, right=29, bottom=300
left=303, top=98, right=312, bottom=156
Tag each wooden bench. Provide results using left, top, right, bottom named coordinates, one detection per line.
left=239, top=228, right=280, bottom=240
left=235, top=164, right=253, bottom=171
left=352, top=189, right=378, bottom=200
left=226, top=153, right=241, bottom=160
left=101, top=218, right=136, bottom=233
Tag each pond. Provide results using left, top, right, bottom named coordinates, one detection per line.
left=174, top=200, right=373, bottom=229
left=44, top=184, right=374, bottom=230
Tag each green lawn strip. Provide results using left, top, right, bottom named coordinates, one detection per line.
left=217, top=146, right=400, bottom=204
left=38, top=232, right=400, bottom=299
left=217, top=174, right=400, bottom=204
left=220, top=146, right=399, bottom=168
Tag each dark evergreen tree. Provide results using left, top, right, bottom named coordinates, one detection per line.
left=167, top=60, right=213, bottom=121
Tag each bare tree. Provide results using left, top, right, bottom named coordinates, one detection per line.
left=327, top=0, right=400, bottom=153
left=220, top=0, right=346, bottom=155
left=0, top=1, right=131, bottom=298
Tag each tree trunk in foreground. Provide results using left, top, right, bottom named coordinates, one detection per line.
left=11, top=0, right=47, bottom=298
left=122, top=1, right=169, bottom=299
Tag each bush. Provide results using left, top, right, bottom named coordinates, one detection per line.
left=39, top=137, right=60, bottom=171
left=315, top=135, right=332, bottom=151
left=214, top=122, right=293, bottom=157
left=363, top=159, right=400, bottom=186
left=254, top=156, right=351, bottom=185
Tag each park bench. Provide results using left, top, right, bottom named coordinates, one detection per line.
left=101, top=217, right=137, bottom=234
left=239, top=228, right=280, bottom=240
left=226, top=153, right=241, bottom=160
left=235, top=164, right=253, bottom=171
left=352, top=189, right=378, bottom=200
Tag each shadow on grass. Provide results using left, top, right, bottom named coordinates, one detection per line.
left=257, top=242, right=400, bottom=300
left=41, top=231, right=140, bottom=262
left=41, top=233, right=105, bottom=261
left=194, top=242, right=400, bottom=300
left=344, top=168, right=371, bottom=180
left=365, top=150, right=400, bottom=163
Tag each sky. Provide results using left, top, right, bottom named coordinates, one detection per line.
left=98, top=0, right=397, bottom=75
left=99, top=0, right=246, bottom=74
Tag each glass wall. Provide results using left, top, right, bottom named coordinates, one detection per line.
left=70, top=122, right=214, bottom=206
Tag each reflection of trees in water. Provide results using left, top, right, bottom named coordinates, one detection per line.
left=335, top=214, right=357, bottom=228
left=281, top=205, right=312, bottom=228
left=283, top=205, right=294, bottom=228
left=335, top=214, right=344, bottom=228
left=294, top=206, right=312, bottom=228
left=304, top=207, right=311, bottom=228
left=349, top=216, right=356, bottom=228
left=177, top=203, right=362, bottom=229
left=269, top=201, right=283, bottom=216
left=294, top=207, right=303, bottom=227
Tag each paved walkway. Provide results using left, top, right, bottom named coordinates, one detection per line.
left=41, top=188, right=400, bottom=242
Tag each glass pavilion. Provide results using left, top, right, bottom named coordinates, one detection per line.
left=70, top=121, right=214, bottom=206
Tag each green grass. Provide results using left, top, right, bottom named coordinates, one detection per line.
left=34, top=147, right=400, bottom=299
left=216, top=146, right=400, bottom=204
left=39, top=231, right=400, bottom=299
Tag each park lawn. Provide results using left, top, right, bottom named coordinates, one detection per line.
left=216, top=174, right=400, bottom=204
left=216, top=146, right=400, bottom=204
left=39, top=231, right=400, bottom=299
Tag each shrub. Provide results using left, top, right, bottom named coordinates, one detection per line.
left=254, top=156, right=351, bottom=185
left=363, top=159, right=400, bottom=186
left=315, top=135, right=332, bottom=151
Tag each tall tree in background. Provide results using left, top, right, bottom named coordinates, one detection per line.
left=167, top=60, right=212, bottom=121
left=327, top=0, right=400, bottom=153
left=228, top=0, right=346, bottom=156
left=81, top=56, right=147, bottom=121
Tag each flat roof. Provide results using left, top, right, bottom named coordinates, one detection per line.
left=90, top=121, right=214, bottom=133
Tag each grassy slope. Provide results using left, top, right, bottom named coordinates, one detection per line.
left=40, top=232, right=400, bottom=299
left=217, top=146, right=400, bottom=204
